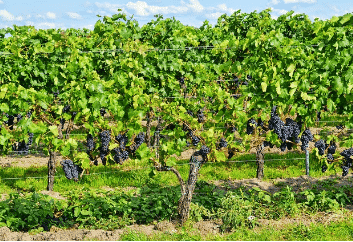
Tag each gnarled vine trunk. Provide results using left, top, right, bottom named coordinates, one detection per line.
left=178, top=157, right=202, bottom=224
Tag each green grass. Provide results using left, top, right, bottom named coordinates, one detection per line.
left=0, top=150, right=342, bottom=195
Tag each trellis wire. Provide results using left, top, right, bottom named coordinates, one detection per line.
left=0, top=156, right=306, bottom=181
left=0, top=43, right=328, bottom=56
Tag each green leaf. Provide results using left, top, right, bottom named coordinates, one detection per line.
left=286, top=64, right=295, bottom=78
left=215, top=150, right=226, bottom=162
left=166, top=157, right=177, bottom=167
left=48, top=126, right=58, bottom=137
left=261, top=82, right=267, bottom=92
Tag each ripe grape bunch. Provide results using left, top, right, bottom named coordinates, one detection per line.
left=60, top=105, right=70, bottom=129
left=113, top=147, right=129, bottom=164
left=300, top=129, right=313, bottom=151
left=129, top=132, right=145, bottom=153
left=116, top=134, right=129, bottom=149
left=218, top=138, right=228, bottom=150
left=315, top=139, right=327, bottom=156
left=4, top=114, right=14, bottom=130
left=61, top=159, right=83, bottom=180
left=86, top=134, right=95, bottom=150
left=268, top=106, right=284, bottom=139
left=197, top=110, right=205, bottom=123
left=194, top=145, right=210, bottom=162
left=53, top=90, right=59, bottom=98
left=99, top=130, right=111, bottom=165
left=268, top=107, right=301, bottom=152
left=100, top=108, right=106, bottom=117
left=188, top=131, right=200, bottom=146
left=327, top=141, right=336, bottom=163
left=340, top=148, right=353, bottom=177
left=246, top=118, right=257, bottom=135
left=187, top=110, right=194, bottom=117
left=87, top=134, right=99, bottom=165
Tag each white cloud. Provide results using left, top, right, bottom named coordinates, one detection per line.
left=270, top=0, right=280, bottom=5
left=46, top=12, right=56, bottom=19
left=67, top=12, right=82, bottom=19
left=216, top=4, right=236, bottom=15
left=0, top=10, right=14, bottom=21
left=82, top=24, right=94, bottom=30
left=26, top=21, right=35, bottom=26
left=205, top=12, right=223, bottom=19
left=0, top=0, right=3, bottom=4
left=284, top=0, right=316, bottom=3
left=185, top=0, right=204, bottom=13
left=15, top=16, right=23, bottom=21
left=126, top=1, right=149, bottom=16
left=37, top=22, right=56, bottom=29
left=125, top=1, right=188, bottom=16
left=84, top=1, right=92, bottom=7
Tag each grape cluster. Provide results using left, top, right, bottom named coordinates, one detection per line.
left=53, top=90, right=59, bottom=98
left=27, top=110, right=33, bottom=118
left=340, top=148, right=353, bottom=177
left=268, top=106, right=284, bottom=138
left=197, top=110, right=205, bottom=123
left=228, top=150, right=234, bottom=159
left=268, top=107, right=301, bottom=152
left=129, top=132, right=145, bottom=153
left=100, top=108, right=106, bottom=117
left=300, top=129, right=313, bottom=151
left=17, top=113, right=23, bottom=122
left=327, top=142, right=336, bottom=157
left=263, top=141, right=274, bottom=148
left=187, top=110, right=193, bottom=117
left=72, top=112, right=77, bottom=119
left=113, top=148, right=129, bottom=164
left=13, top=133, right=34, bottom=155
left=246, top=118, right=257, bottom=135
left=336, top=124, right=344, bottom=130
left=187, top=131, right=200, bottom=146
left=218, top=138, right=228, bottom=150
left=61, top=159, right=83, bottom=180
left=86, top=134, right=97, bottom=165
left=60, top=105, right=71, bottom=129
left=4, top=114, right=14, bottom=130
left=63, top=105, right=70, bottom=113
left=116, top=134, right=129, bottom=149
left=315, top=139, right=327, bottom=155
left=179, top=77, right=185, bottom=86
left=86, top=134, right=95, bottom=152
left=99, top=130, right=111, bottom=165
left=194, top=145, right=210, bottom=162
left=322, top=164, right=328, bottom=173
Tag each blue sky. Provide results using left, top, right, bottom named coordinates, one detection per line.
left=0, top=0, right=352, bottom=30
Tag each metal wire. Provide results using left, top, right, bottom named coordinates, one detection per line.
left=0, top=156, right=306, bottom=180
left=0, top=43, right=335, bottom=57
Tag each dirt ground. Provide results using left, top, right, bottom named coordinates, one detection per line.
left=0, top=210, right=352, bottom=241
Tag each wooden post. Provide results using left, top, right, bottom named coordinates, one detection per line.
left=146, top=111, right=151, bottom=147
left=47, top=149, right=56, bottom=191
left=305, top=149, right=310, bottom=176
left=256, top=144, right=265, bottom=180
